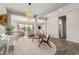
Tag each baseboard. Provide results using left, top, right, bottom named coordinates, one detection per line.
left=66, top=39, right=79, bottom=44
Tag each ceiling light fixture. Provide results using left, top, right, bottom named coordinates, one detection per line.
left=26, top=3, right=33, bottom=21
left=59, top=8, right=62, bottom=12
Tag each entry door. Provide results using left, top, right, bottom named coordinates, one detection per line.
left=58, top=16, right=66, bottom=39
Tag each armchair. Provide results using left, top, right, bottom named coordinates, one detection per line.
left=39, top=34, right=52, bottom=48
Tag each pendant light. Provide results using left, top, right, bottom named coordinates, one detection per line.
left=26, top=3, right=33, bottom=21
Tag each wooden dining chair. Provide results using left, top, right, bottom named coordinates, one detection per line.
left=39, top=34, right=52, bottom=48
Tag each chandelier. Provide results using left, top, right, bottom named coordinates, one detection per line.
left=26, top=3, right=33, bottom=21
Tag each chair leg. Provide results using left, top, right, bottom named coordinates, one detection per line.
left=45, top=41, right=52, bottom=48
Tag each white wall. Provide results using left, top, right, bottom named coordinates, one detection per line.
left=47, top=16, right=59, bottom=38
left=66, top=8, right=79, bottom=43
left=46, top=4, right=79, bottom=43
left=0, top=5, right=7, bottom=15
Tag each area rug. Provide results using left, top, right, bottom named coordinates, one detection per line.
left=14, top=36, right=56, bottom=55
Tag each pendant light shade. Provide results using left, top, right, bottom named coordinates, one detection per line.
left=26, top=3, right=33, bottom=20
left=26, top=10, right=32, bottom=19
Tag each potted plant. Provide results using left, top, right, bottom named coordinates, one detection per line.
left=5, top=26, right=14, bottom=35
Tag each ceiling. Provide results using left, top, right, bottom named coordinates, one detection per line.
left=2, top=3, right=69, bottom=17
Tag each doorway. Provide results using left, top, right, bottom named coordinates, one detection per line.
left=18, top=23, right=34, bottom=36
left=58, top=16, right=66, bottom=39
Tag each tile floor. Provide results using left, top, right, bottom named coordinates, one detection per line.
left=50, top=37, right=79, bottom=55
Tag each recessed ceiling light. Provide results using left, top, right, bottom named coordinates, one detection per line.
left=59, top=8, right=63, bottom=11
